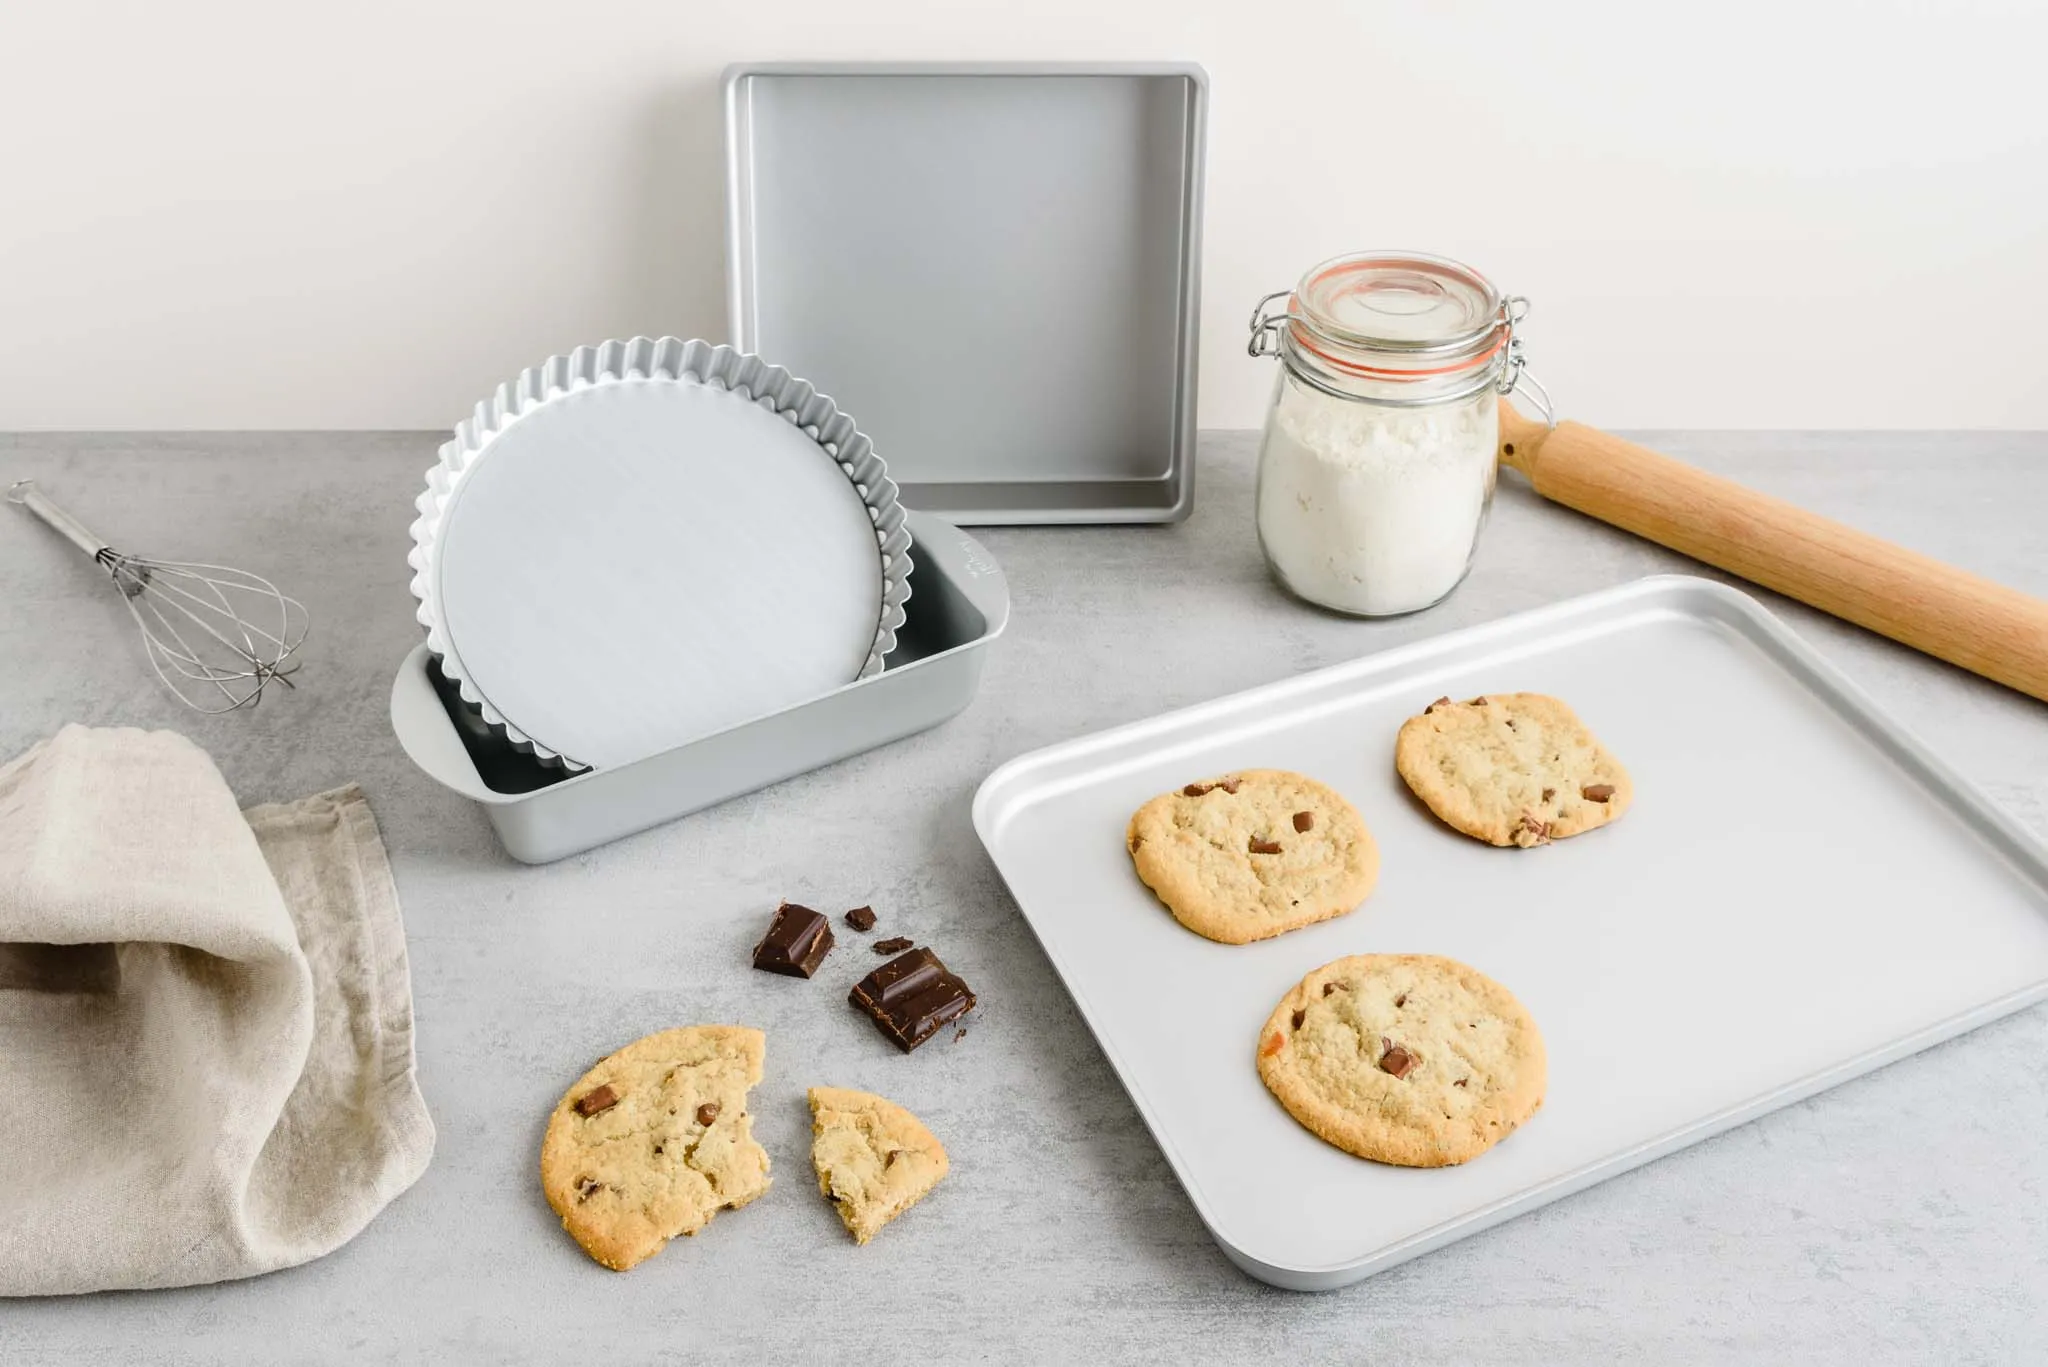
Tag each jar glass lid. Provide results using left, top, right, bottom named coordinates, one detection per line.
left=1293, top=251, right=1504, bottom=362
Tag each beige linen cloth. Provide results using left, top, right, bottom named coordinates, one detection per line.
left=0, top=725, right=433, bottom=1295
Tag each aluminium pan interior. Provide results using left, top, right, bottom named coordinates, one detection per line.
left=725, top=62, right=1207, bottom=524
left=973, top=575, right=2048, bottom=1289
left=393, top=511, right=1009, bottom=863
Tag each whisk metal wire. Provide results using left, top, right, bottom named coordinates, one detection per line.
left=8, top=479, right=308, bottom=714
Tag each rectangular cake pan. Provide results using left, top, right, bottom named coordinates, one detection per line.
left=974, top=575, right=2048, bottom=1290
left=725, top=62, right=1206, bottom=525
left=392, top=511, right=1007, bottom=863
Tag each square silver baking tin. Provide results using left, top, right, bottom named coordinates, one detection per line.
left=725, top=62, right=1206, bottom=525
left=391, top=512, right=1007, bottom=863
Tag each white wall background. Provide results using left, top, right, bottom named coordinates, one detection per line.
left=2, top=0, right=2044, bottom=432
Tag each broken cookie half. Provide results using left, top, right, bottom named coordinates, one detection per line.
left=807, top=1086, right=948, bottom=1245
left=541, top=1025, right=772, bottom=1271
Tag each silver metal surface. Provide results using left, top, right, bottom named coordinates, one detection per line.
left=7, top=478, right=307, bottom=713
left=973, top=575, right=2048, bottom=1291
left=408, top=337, right=913, bottom=772
left=393, top=511, right=1007, bottom=863
left=725, top=63, right=1207, bottom=525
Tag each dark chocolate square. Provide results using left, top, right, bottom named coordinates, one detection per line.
left=849, top=946, right=976, bottom=1052
left=752, top=902, right=835, bottom=978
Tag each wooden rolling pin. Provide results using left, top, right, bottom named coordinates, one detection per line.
left=1495, top=400, right=2048, bottom=704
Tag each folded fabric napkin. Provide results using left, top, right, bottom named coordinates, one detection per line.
left=0, top=725, right=433, bottom=1295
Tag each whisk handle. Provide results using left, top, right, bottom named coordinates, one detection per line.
left=7, top=481, right=109, bottom=559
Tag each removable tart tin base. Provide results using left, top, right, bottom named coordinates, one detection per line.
left=392, top=511, right=1006, bottom=863
left=408, top=337, right=912, bottom=770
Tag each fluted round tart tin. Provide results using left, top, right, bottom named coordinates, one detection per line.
left=409, top=337, right=912, bottom=771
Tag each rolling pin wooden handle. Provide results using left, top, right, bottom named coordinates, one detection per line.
left=1496, top=400, right=2048, bottom=704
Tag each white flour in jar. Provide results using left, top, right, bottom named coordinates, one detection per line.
left=1255, top=382, right=1498, bottom=615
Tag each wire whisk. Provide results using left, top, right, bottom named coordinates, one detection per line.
left=8, top=479, right=308, bottom=713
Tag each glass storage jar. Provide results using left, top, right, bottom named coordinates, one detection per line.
left=1248, top=251, right=1537, bottom=617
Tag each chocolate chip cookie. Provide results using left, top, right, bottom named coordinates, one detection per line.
left=1126, top=769, right=1380, bottom=944
left=807, top=1086, right=949, bottom=1244
left=1395, top=693, right=1632, bottom=848
left=1257, top=954, right=1546, bottom=1167
left=540, top=1025, right=772, bottom=1271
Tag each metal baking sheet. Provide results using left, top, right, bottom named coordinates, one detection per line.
left=972, top=576, right=2048, bottom=1289
left=725, top=62, right=1205, bottom=524
left=394, top=511, right=1007, bottom=863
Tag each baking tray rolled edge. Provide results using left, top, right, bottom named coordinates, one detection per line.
left=394, top=510, right=1007, bottom=863
left=970, top=574, right=2048, bottom=1289
left=722, top=62, right=1208, bottom=525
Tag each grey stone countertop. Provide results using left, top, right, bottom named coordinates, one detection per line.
left=1, top=430, right=2045, bottom=1365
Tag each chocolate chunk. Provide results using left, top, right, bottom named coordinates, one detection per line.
left=1217, top=777, right=1242, bottom=794
left=1454, top=1078, right=1469, bottom=1088
left=574, top=1084, right=619, bottom=1118
left=1290, top=1008, right=1306, bottom=1030
left=695, top=1102, right=720, bottom=1127
left=752, top=902, right=835, bottom=978
left=1518, top=813, right=1552, bottom=842
left=1541, top=787, right=1556, bottom=802
left=1470, top=696, right=1489, bottom=706
left=575, top=1176, right=603, bottom=1202
left=1425, top=695, right=1452, bottom=713
left=844, top=905, right=878, bottom=932
left=1322, top=981, right=1338, bottom=997
left=1394, top=993, right=1407, bottom=1009
left=1292, top=810, right=1314, bottom=833
left=849, top=947, right=976, bottom=1053
left=1248, top=837, right=1283, bottom=855
left=1581, top=783, right=1617, bottom=802
left=873, top=936, right=915, bottom=955
left=1378, top=1040, right=1416, bottom=1079
left=1182, top=782, right=1214, bottom=797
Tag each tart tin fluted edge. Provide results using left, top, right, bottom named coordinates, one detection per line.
left=407, top=337, right=913, bottom=771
